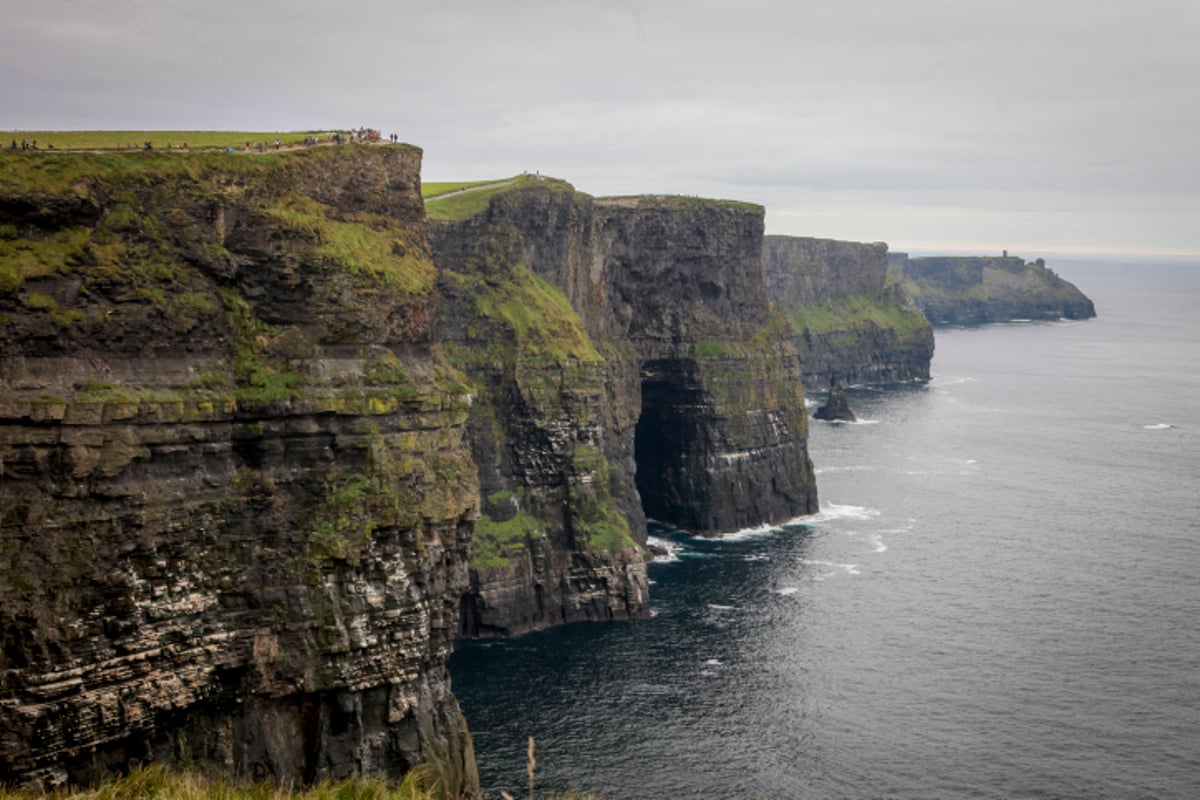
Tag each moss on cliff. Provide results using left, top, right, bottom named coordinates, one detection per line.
left=784, top=292, right=929, bottom=338
left=263, top=194, right=434, bottom=293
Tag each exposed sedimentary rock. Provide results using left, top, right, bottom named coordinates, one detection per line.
left=429, top=185, right=818, bottom=636
left=888, top=253, right=1097, bottom=325
left=0, top=147, right=478, bottom=792
left=762, top=236, right=933, bottom=390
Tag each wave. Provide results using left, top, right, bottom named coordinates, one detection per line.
left=801, top=558, right=861, bottom=576
left=1143, top=423, right=1173, bottom=430
left=814, top=465, right=875, bottom=475
left=868, top=533, right=888, bottom=553
left=773, top=586, right=800, bottom=596
left=783, top=503, right=880, bottom=527
left=700, top=522, right=778, bottom=542
left=646, top=535, right=684, bottom=563
left=707, top=603, right=736, bottom=611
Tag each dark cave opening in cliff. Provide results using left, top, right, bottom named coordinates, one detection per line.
left=634, top=358, right=707, bottom=531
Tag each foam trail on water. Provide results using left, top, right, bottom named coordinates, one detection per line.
left=801, top=559, right=861, bottom=576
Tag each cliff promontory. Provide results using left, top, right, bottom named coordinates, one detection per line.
left=0, top=146, right=478, bottom=792
left=762, top=235, right=933, bottom=389
left=888, top=253, right=1096, bottom=324
left=428, top=182, right=818, bottom=637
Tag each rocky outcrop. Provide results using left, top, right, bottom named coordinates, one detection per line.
left=762, top=236, right=933, bottom=389
left=429, top=185, right=817, bottom=635
left=813, top=382, right=856, bottom=422
left=888, top=253, right=1096, bottom=325
left=0, top=147, right=478, bottom=792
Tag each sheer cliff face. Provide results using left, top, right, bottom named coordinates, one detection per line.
left=595, top=199, right=817, bottom=532
left=889, top=254, right=1097, bottom=325
left=430, top=187, right=817, bottom=637
left=0, top=148, right=478, bottom=792
left=762, top=236, right=934, bottom=390
left=429, top=186, right=650, bottom=637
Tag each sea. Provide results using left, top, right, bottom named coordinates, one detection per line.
left=448, top=258, right=1200, bottom=800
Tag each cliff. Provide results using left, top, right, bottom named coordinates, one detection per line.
left=0, top=147, right=478, bottom=792
left=762, top=236, right=933, bottom=389
left=428, top=183, right=817, bottom=636
left=888, top=253, right=1097, bottom=325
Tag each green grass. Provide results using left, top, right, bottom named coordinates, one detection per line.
left=448, top=264, right=602, bottom=364
left=471, top=511, right=544, bottom=568
left=4, top=130, right=341, bottom=151
left=0, top=763, right=441, bottom=800
left=420, top=180, right=496, bottom=198
left=423, top=175, right=573, bottom=222
left=594, top=193, right=763, bottom=212
left=263, top=195, right=435, bottom=294
left=784, top=293, right=930, bottom=337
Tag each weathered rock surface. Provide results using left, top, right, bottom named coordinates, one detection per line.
left=813, top=382, right=857, bottom=422
left=0, top=147, right=478, bottom=792
left=429, top=185, right=817, bottom=635
left=888, top=253, right=1097, bottom=325
left=762, top=236, right=934, bottom=389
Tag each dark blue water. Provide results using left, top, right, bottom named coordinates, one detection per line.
left=450, top=260, right=1200, bottom=799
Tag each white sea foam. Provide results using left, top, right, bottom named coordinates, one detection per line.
left=774, top=586, right=800, bottom=596
left=1143, top=423, right=1173, bottom=430
left=703, top=658, right=722, bottom=666
left=814, top=465, right=874, bottom=475
left=646, top=535, right=684, bottom=563
left=784, top=503, right=880, bottom=527
left=868, top=533, right=888, bottom=553
left=742, top=554, right=771, bottom=562
left=702, top=522, right=778, bottom=542
left=707, top=603, right=736, bottom=611
left=801, top=558, right=861, bottom=576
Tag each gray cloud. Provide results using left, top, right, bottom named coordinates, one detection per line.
left=4, top=0, right=1198, bottom=255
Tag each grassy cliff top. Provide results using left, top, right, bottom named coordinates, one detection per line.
left=594, top=194, right=762, bottom=212
left=422, top=174, right=574, bottom=221
left=5, top=130, right=358, bottom=151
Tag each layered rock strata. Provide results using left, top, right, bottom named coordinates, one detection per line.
left=762, top=236, right=933, bottom=389
left=888, top=253, right=1096, bottom=324
left=429, top=185, right=817, bottom=635
left=0, top=147, right=478, bottom=793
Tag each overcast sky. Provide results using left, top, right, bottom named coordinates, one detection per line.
left=5, top=0, right=1198, bottom=256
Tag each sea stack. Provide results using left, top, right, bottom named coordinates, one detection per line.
left=814, top=381, right=857, bottom=422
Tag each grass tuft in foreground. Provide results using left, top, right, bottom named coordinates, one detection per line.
left=0, top=763, right=438, bottom=800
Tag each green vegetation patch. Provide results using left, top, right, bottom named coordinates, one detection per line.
left=569, top=445, right=637, bottom=553
left=263, top=194, right=435, bottom=294
left=472, top=510, right=544, bottom=568
left=421, top=179, right=496, bottom=198
left=448, top=263, right=602, bottom=363
left=784, top=293, right=929, bottom=338
left=595, top=194, right=762, bottom=213
left=0, top=227, right=89, bottom=293
left=4, top=130, right=336, bottom=151
left=218, top=287, right=305, bottom=407
left=424, top=175, right=573, bottom=221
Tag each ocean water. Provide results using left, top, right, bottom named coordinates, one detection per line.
left=449, top=260, right=1200, bottom=799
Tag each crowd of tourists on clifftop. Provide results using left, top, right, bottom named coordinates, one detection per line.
left=8, top=126, right=402, bottom=154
